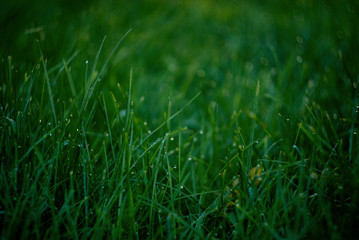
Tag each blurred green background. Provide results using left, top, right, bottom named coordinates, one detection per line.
left=2, top=0, right=358, bottom=152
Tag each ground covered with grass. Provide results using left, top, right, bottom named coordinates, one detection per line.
left=1, top=0, right=359, bottom=239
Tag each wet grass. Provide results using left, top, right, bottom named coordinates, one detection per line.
left=1, top=0, right=359, bottom=239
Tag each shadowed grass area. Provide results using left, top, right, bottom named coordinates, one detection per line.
left=1, top=0, right=359, bottom=239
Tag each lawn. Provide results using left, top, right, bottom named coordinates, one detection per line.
left=1, top=0, right=359, bottom=239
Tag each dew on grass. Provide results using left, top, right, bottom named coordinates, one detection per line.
left=200, top=129, right=203, bottom=135
left=188, top=157, right=192, bottom=161
left=180, top=185, right=184, bottom=189
left=197, top=69, right=206, bottom=77
left=144, top=121, right=147, bottom=126
left=170, top=137, right=174, bottom=141
left=309, top=193, right=318, bottom=198
left=245, top=62, right=253, bottom=72
left=296, top=36, right=303, bottom=44
left=296, top=56, right=303, bottom=63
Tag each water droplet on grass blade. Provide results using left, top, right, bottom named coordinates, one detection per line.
left=296, top=56, right=303, bottom=63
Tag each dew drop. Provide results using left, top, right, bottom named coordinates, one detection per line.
left=296, top=56, right=303, bottom=63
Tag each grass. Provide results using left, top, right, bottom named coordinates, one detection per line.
left=1, top=0, right=359, bottom=239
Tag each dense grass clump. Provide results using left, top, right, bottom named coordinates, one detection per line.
left=1, top=0, right=359, bottom=239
